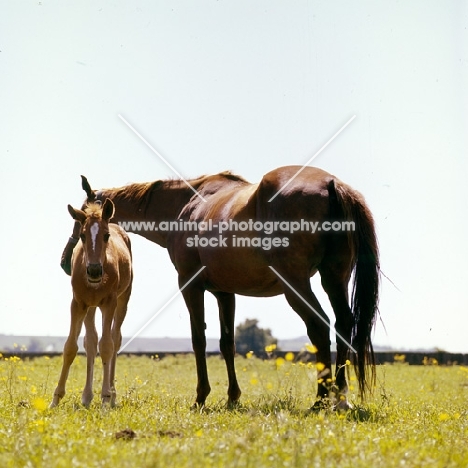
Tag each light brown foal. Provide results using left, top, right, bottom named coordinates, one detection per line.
left=51, top=199, right=133, bottom=408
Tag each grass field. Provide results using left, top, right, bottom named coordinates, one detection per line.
left=1, top=352, right=467, bottom=467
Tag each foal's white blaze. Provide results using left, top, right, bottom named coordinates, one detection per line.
left=90, top=222, right=99, bottom=252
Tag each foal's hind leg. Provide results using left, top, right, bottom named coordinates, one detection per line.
left=82, top=307, right=98, bottom=407
left=50, top=299, right=87, bottom=407
left=213, top=291, right=241, bottom=406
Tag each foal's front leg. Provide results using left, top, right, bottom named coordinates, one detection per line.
left=82, top=307, right=98, bottom=407
left=109, top=288, right=131, bottom=407
left=99, top=298, right=117, bottom=407
left=50, top=299, right=87, bottom=407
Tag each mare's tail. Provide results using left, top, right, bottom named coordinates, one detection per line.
left=330, top=179, right=380, bottom=397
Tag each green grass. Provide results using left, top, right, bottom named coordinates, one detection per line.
left=1, top=353, right=468, bottom=467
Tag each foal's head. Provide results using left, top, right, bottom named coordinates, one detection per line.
left=67, top=199, right=115, bottom=284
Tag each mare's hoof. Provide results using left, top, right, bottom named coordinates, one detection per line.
left=334, top=398, right=353, bottom=412
left=190, top=402, right=205, bottom=412
left=308, top=399, right=330, bottom=413
left=226, top=399, right=241, bottom=410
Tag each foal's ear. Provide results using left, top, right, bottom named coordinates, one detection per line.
left=81, top=175, right=96, bottom=202
left=102, top=198, right=115, bottom=222
left=68, top=204, right=87, bottom=224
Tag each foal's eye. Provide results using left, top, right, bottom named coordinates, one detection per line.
left=103, top=233, right=110, bottom=242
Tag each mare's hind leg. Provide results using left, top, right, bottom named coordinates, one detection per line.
left=320, top=265, right=354, bottom=411
left=50, top=299, right=87, bottom=407
left=275, top=267, right=333, bottom=407
left=109, top=286, right=131, bottom=407
left=82, top=307, right=98, bottom=407
left=212, top=291, right=241, bottom=406
left=181, top=282, right=210, bottom=408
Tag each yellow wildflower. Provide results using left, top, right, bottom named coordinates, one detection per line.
left=32, top=397, right=47, bottom=412
left=305, top=343, right=318, bottom=354
left=276, top=357, right=285, bottom=369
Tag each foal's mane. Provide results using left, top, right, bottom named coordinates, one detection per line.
left=83, top=202, right=104, bottom=220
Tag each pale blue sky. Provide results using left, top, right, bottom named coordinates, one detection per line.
left=1, top=1, right=467, bottom=351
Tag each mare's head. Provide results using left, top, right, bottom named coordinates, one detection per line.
left=67, top=199, right=115, bottom=284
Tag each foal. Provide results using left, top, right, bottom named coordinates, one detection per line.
left=51, top=199, right=133, bottom=407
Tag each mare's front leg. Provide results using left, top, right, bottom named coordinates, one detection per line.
left=50, top=299, right=87, bottom=407
left=82, top=307, right=98, bottom=407
left=212, top=291, right=241, bottom=406
left=99, top=296, right=117, bottom=407
left=181, top=282, right=210, bottom=408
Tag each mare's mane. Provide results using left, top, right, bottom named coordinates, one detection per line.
left=107, top=171, right=249, bottom=212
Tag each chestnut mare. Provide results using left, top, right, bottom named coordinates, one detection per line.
left=60, top=166, right=379, bottom=410
left=52, top=199, right=133, bottom=408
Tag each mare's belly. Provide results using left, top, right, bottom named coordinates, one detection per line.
left=199, top=246, right=284, bottom=297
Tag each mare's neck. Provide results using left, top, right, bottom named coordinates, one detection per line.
left=98, top=180, right=202, bottom=248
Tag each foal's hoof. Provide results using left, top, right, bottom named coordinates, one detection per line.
left=101, top=396, right=113, bottom=408
left=81, top=396, right=93, bottom=408
left=50, top=395, right=62, bottom=408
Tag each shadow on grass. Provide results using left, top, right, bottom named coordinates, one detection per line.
left=57, top=390, right=388, bottom=424
left=192, top=396, right=388, bottom=423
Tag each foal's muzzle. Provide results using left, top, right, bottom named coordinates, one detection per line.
left=86, top=263, right=103, bottom=283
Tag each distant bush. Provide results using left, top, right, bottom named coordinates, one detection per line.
left=235, top=318, right=277, bottom=356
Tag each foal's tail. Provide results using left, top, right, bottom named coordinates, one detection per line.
left=330, top=179, right=380, bottom=398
